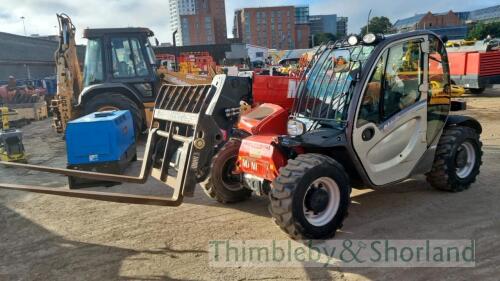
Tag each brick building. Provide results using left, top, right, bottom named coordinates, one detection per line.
left=394, top=11, right=462, bottom=33
left=233, top=6, right=310, bottom=49
left=169, top=0, right=227, bottom=46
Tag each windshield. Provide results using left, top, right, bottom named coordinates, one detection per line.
left=83, top=38, right=104, bottom=87
left=292, top=44, right=375, bottom=129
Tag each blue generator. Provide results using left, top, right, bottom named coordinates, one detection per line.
left=65, top=110, right=137, bottom=188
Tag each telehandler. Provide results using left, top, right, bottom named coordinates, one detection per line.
left=0, top=31, right=483, bottom=239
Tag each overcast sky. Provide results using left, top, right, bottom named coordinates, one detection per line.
left=0, top=0, right=498, bottom=44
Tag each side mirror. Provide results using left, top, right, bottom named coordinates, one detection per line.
left=440, top=35, right=449, bottom=44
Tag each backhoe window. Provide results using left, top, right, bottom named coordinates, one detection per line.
left=130, top=38, right=149, bottom=76
left=83, top=38, right=104, bottom=87
left=111, top=37, right=149, bottom=78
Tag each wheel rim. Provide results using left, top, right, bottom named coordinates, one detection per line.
left=302, top=177, right=340, bottom=227
left=455, top=141, right=476, bottom=179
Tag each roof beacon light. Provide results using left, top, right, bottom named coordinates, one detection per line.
left=348, top=35, right=359, bottom=46
left=363, top=33, right=377, bottom=44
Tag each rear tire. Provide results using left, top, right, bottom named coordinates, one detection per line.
left=470, top=88, right=485, bottom=94
left=201, top=139, right=251, bottom=203
left=84, top=93, right=144, bottom=138
left=269, top=154, right=350, bottom=239
left=426, top=126, right=482, bottom=192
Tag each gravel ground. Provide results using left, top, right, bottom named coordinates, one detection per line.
left=1, top=89, right=500, bottom=281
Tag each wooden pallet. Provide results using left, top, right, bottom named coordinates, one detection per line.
left=8, top=101, right=48, bottom=121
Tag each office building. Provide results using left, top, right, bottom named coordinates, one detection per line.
left=233, top=5, right=310, bottom=49
left=336, top=17, right=348, bottom=37
left=169, top=0, right=227, bottom=46
left=309, top=14, right=338, bottom=36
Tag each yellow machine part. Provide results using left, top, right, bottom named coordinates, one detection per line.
left=430, top=80, right=465, bottom=97
left=143, top=102, right=155, bottom=125
left=51, top=14, right=83, bottom=134
left=0, top=150, right=26, bottom=163
left=450, top=84, right=466, bottom=97
left=0, top=107, right=26, bottom=163
left=1, top=107, right=9, bottom=129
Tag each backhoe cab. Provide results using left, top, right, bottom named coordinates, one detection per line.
left=52, top=14, right=160, bottom=137
left=79, top=27, right=160, bottom=136
left=0, top=31, right=483, bottom=240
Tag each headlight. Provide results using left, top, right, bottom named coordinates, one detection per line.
left=287, top=120, right=305, bottom=136
left=362, top=33, right=377, bottom=44
left=348, top=35, right=359, bottom=46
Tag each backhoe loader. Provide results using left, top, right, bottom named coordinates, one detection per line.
left=0, top=31, right=483, bottom=239
left=52, top=14, right=165, bottom=137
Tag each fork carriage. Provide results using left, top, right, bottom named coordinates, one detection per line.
left=0, top=75, right=252, bottom=206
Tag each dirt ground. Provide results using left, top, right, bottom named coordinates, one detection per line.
left=1, top=89, right=500, bottom=281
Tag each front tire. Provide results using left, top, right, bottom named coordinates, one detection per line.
left=426, top=126, right=482, bottom=192
left=201, top=139, right=251, bottom=203
left=269, top=154, right=350, bottom=239
left=84, top=93, right=144, bottom=138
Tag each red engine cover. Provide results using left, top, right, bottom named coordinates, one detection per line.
left=237, top=135, right=287, bottom=181
left=238, top=103, right=288, bottom=135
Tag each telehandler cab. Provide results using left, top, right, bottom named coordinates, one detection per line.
left=0, top=31, right=483, bottom=239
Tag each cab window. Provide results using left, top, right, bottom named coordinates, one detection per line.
left=130, top=38, right=149, bottom=76
left=358, top=50, right=387, bottom=126
left=83, top=38, right=103, bottom=87
left=358, top=40, right=422, bottom=127
left=111, top=37, right=149, bottom=78
left=427, top=36, right=451, bottom=143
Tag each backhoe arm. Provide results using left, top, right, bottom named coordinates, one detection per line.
left=51, top=13, right=83, bottom=134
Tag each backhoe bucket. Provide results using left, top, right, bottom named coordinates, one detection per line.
left=0, top=75, right=252, bottom=206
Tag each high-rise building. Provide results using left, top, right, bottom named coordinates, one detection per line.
left=336, top=17, right=348, bottom=37
left=233, top=9, right=243, bottom=39
left=309, top=14, right=338, bottom=36
left=233, top=5, right=310, bottom=49
left=169, top=0, right=227, bottom=46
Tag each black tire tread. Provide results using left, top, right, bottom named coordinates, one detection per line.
left=269, top=153, right=350, bottom=239
left=426, top=126, right=483, bottom=192
left=201, top=139, right=251, bottom=203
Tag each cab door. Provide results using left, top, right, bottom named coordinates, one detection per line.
left=352, top=37, right=429, bottom=186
